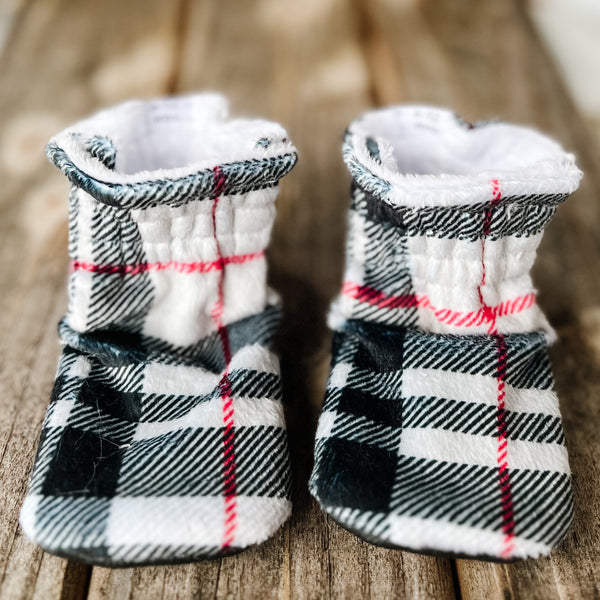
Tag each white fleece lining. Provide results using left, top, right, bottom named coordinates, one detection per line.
left=50, top=93, right=295, bottom=184
left=348, top=105, right=583, bottom=207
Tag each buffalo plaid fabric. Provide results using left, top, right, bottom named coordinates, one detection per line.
left=20, top=94, right=297, bottom=566
left=309, top=106, right=582, bottom=560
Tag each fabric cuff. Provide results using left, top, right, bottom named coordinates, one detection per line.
left=46, top=93, right=298, bottom=209
left=343, top=105, right=582, bottom=208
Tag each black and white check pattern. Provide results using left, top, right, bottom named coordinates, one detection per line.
left=311, top=322, right=572, bottom=559
left=20, top=95, right=297, bottom=566
left=310, top=105, right=582, bottom=561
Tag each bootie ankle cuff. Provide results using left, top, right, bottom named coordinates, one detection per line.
left=20, top=94, right=297, bottom=566
left=343, top=104, right=581, bottom=208
left=311, top=105, right=581, bottom=561
left=331, top=105, right=582, bottom=339
left=47, top=93, right=296, bottom=209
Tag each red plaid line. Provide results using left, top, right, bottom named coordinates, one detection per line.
left=481, top=179, right=515, bottom=558
left=342, top=282, right=536, bottom=329
left=71, top=251, right=264, bottom=276
left=210, top=165, right=238, bottom=551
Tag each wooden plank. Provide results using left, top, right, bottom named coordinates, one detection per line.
left=365, top=0, right=600, bottom=598
left=0, top=0, right=31, bottom=56
left=86, top=0, right=457, bottom=598
left=0, top=0, right=184, bottom=598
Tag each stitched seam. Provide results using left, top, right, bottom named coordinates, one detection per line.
left=481, top=179, right=516, bottom=559
left=210, top=166, right=238, bottom=550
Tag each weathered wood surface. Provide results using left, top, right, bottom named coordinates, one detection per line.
left=0, top=0, right=598, bottom=598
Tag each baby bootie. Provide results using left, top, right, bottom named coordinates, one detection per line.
left=309, top=105, right=582, bottom=561
left=20, top=94, right=297, bottom=566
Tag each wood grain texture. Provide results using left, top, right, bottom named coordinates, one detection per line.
left=0, top=0, right=598, bottom=598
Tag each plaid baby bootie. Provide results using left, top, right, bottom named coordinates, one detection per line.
left=309, top=105, right=582, bottom=560
left=20, top=94, right=297, bottom=566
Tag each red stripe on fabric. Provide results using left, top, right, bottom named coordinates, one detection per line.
left=210, top=165, right=238, bottom=551
left=495, top=333, right=515, bottom=557
left=478, top=179, right=515, bottom=559
left=341, top=282, right=419, bottom=309
left=71, top=251, right=264, bottom=276
left=342, top=282, right=535, bottom=327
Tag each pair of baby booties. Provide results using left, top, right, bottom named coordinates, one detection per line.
left=19, top=93, right=582, bottom=566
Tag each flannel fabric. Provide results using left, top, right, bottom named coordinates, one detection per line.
left=20, top=94, right=297, bottom=566
left=309, top=105, right=582, bottom=560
